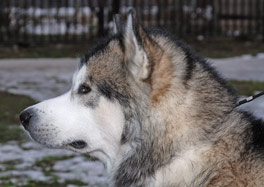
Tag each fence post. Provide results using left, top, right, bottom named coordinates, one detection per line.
left=97, top=0, right=105, bottom=37
left=156, top=0, right=161, bottom=27
left=179, top=0, right=183, bottom=37
left=112, top=0, right=120, bottom=15
left=263, top=0, right=264, bottom=42
left=0, top=0, right=3, bottom=43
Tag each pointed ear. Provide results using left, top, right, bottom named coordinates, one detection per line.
left=124, top=10, right=163, bottom=82
left=112, top=14, right=123, bottom=34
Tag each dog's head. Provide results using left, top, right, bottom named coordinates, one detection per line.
left=19, top=11, right=171, bottom=168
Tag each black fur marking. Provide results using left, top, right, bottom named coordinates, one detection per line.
left=97, top=82, right=112, bottom=100
left=251, top=118, right=264, bottom=151
left=243, top=111, right=264, bottom=155
left=81, top=33, right=124, bottom=65
left=97, top=80, right=129, bottom=107
left=120, top=134, right=127, bottom=144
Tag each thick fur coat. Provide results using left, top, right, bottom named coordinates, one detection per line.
left=20, top=11, right=264, bottom=187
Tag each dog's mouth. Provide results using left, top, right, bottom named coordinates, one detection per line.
left=68, top=140, right=87, bottom=149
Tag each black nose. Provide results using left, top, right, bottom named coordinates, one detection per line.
left=19, top=109, right=33, bottom=130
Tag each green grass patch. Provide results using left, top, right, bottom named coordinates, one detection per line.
left=22, top=179, right=87, bottom=187
left=35, top=155, right=75, bottom=180
left=1, top=39, right=264, bottom=59
left=35, top=155, right=74, bottom=168
left=0, top=159, right=22, bottom=171
left=0, top=92, right=36, bottom=125
left=0, top=124, right=28, bottom=143
left=229, top=80, right=264, bottom=96
left=0, top=178, right=87, bottom=187
left=0, top=43, right=95, bottom=59
left=184, top=39, right=264, bottom=59
left=0, top=91, right=36, bottom=143
left=0, top=181, right=13, bottom=187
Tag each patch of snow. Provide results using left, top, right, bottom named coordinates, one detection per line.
left=0, top=141, right=108, bottom=185
left=238, top=96, right=264, bottom=119
left=241, top=54, right=253, bottom=60
left=256, top=53, right=264, bottom=59
left=0, top=170, right=51, bottom=182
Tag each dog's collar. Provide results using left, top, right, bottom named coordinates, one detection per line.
left=236, top=91, right=264, bottom=107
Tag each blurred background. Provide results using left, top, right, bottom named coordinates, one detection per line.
left=0, top=0, right=264, bottom=186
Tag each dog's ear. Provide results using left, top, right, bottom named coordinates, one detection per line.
left=124, top=9, right=163, bottom=82
left=113, top=14, right=123, bottom=34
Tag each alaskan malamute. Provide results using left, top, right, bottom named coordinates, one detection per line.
left=20, top=10, right=264, bottom=187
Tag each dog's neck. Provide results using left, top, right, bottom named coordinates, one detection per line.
left=108, top=41, right=237, bottom=186
left=110, top=97, right=235, bottom=186
left=110, top=122, right=211, bottom=187
left=109, top=109, right=198, bottom=186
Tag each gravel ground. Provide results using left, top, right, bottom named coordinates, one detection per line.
left=0, top=55, right=263, bottom=186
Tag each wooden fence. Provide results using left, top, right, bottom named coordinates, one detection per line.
left=0, top=0, right=263, bottom=44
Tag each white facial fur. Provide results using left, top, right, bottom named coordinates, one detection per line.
left=25, top=65, right=125, bottom=170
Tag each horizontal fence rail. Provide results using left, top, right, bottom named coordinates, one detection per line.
left=0, top=0, right=263, bottom=44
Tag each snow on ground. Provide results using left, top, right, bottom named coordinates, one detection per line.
left=0, top=58, right=76, bottom=101
left=210, top=54, right=264, bottom=81
left=0, top=54, right=263, bottom=185
left=209, top=54, right=264, bottom=119
left=0, top=141, right=108, bottom=186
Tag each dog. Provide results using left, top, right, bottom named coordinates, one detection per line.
left=20, top=10, right=264, bottom=187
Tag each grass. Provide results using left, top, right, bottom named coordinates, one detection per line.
left=1, top=38, right=264, bottom=59
left=0, top=159, right=22, bottom=171
left=35, top=155, right=75, bottom=180
left=229, top=80, right=264, bottom=96
left=0, top=178, right=87, bottom=187
left=0, top=43, right=95, bottom=59
left=185, top=38, right=264, bottom=59
left=35, top=155, right=74, bottom=168
left=0, top=91, right=36, bottom=143
left=23, top=179, right=87, bottom=187
left=0, top=155, right=89, bottom=186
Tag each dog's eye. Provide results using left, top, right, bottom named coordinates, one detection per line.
left=78, top=84, right=91, bottom=94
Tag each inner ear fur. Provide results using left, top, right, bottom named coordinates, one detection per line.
left=138, top=31, right=173, bottom=104
left=124, top=10, right=164, bottom=81
left=124, top=10, right=172, bottom=103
